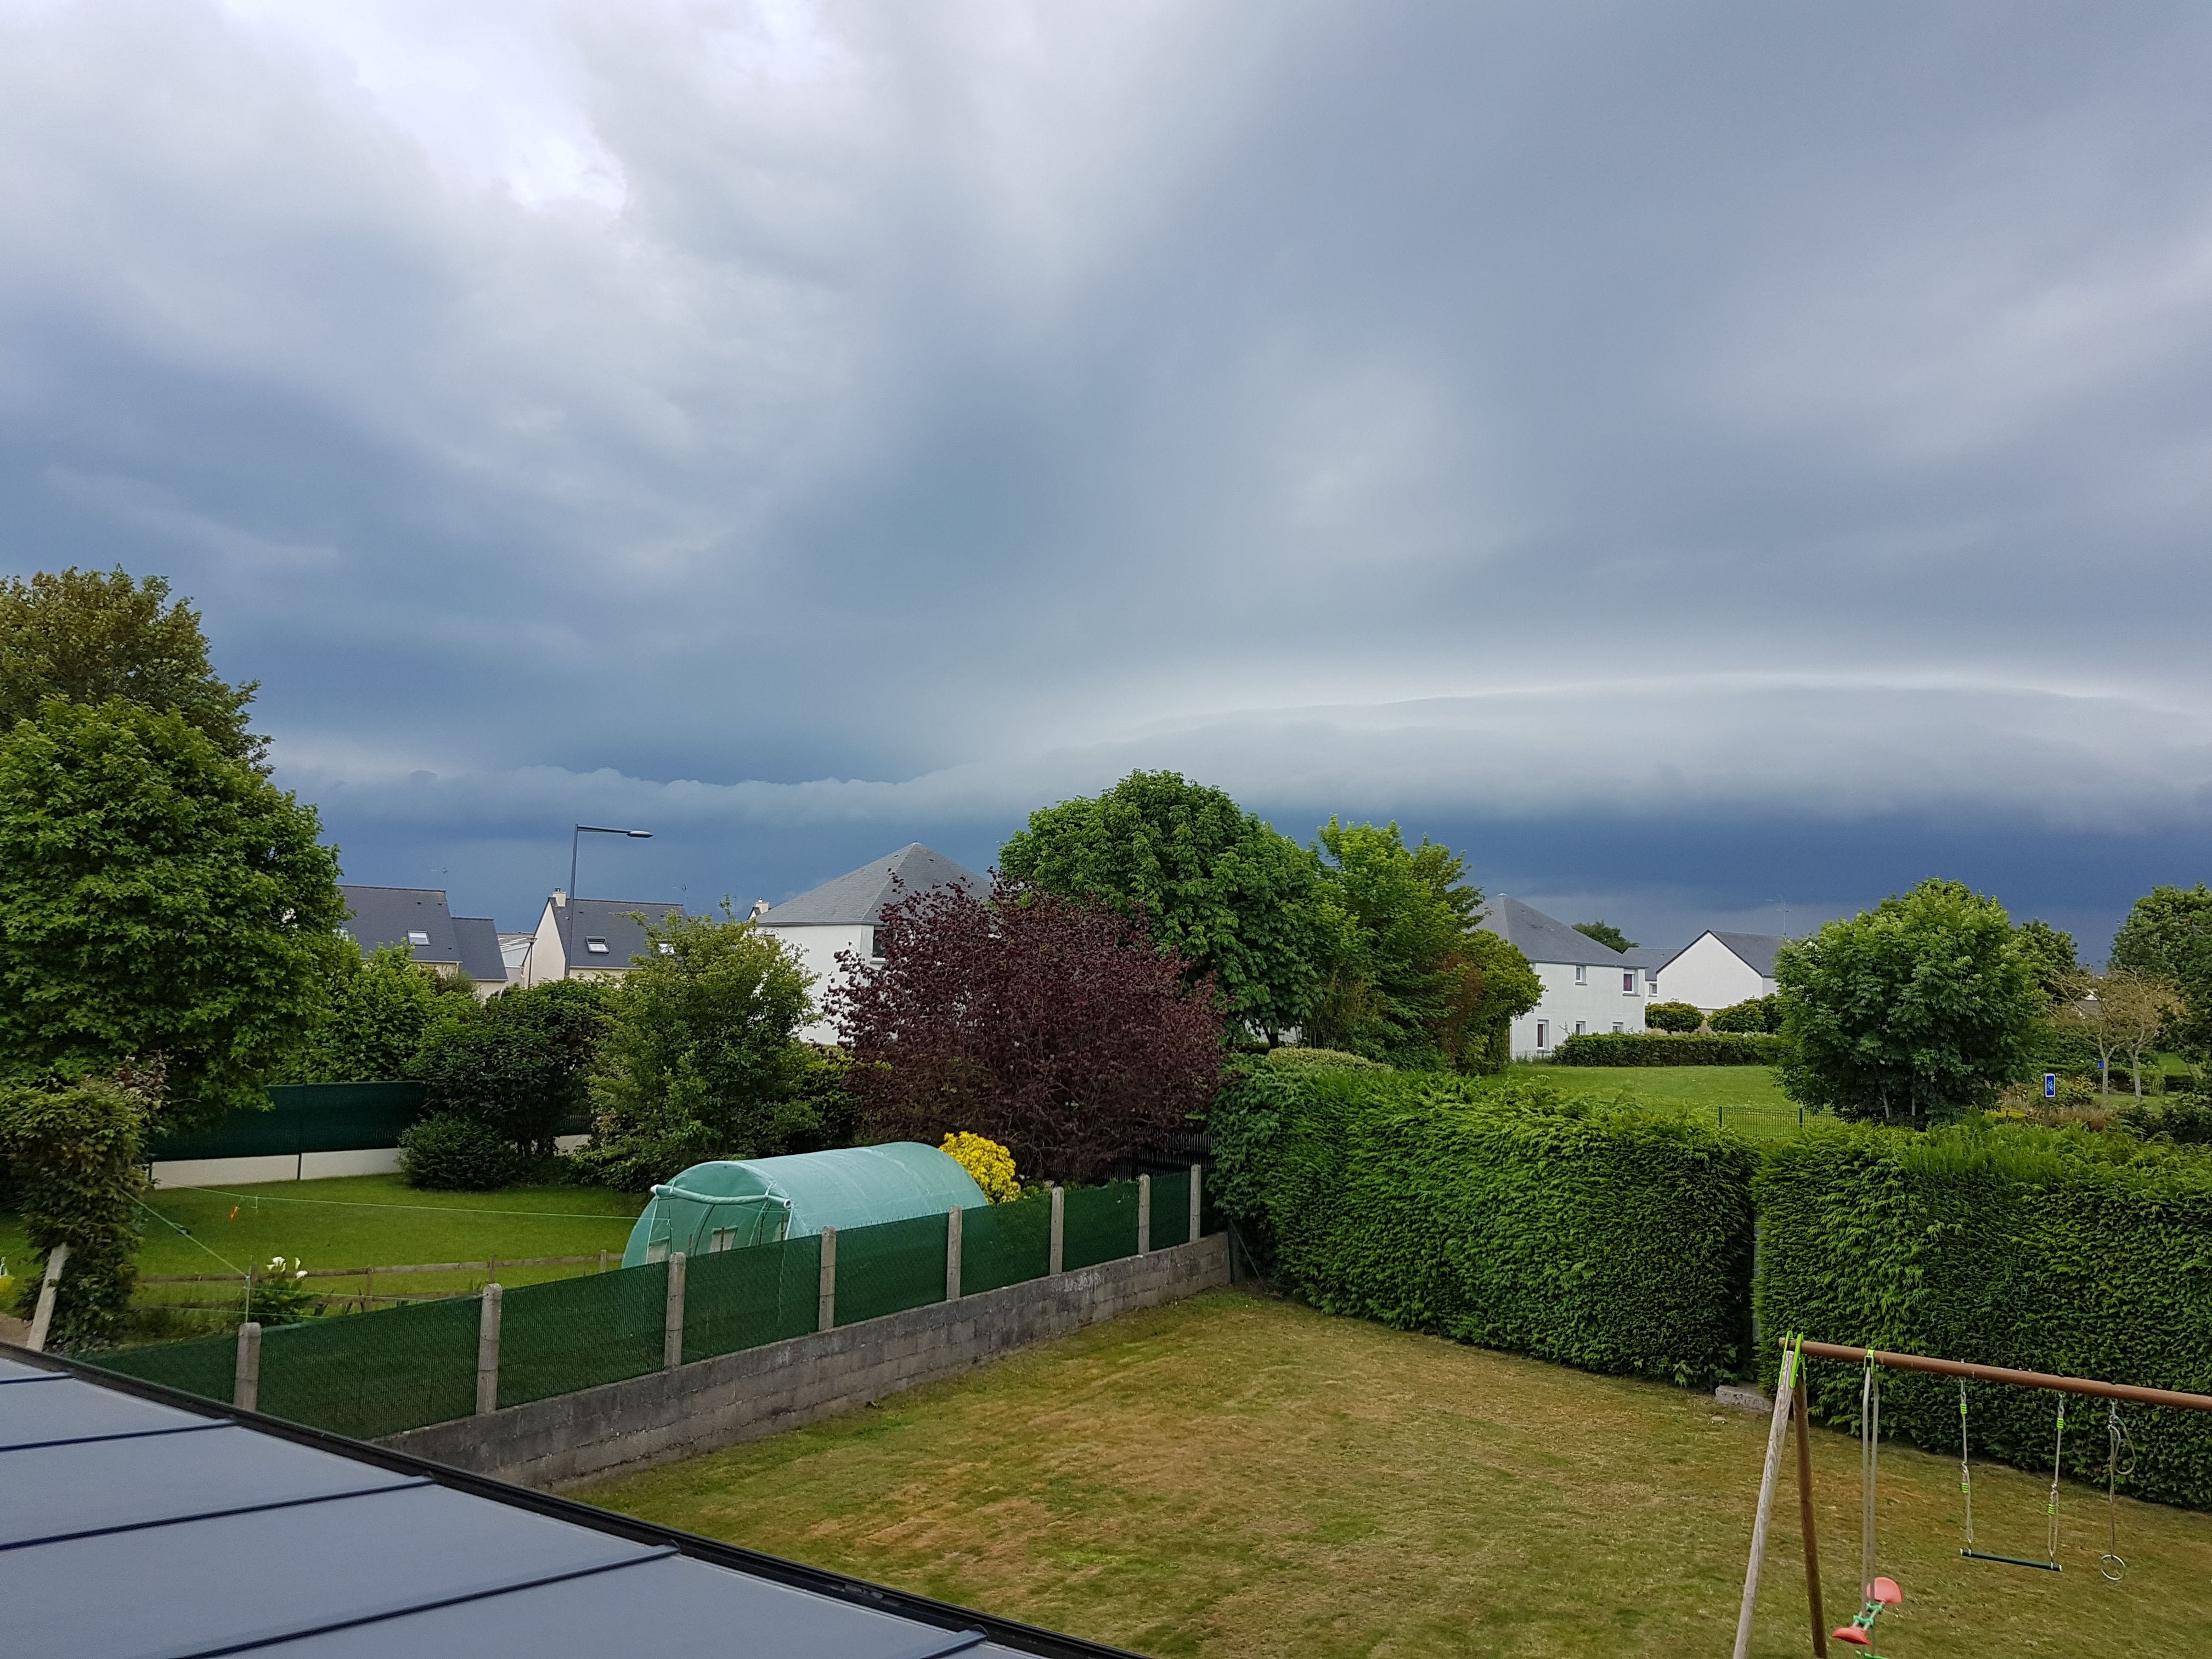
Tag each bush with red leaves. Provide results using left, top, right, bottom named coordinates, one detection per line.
left=824, top=874, right=1224, bottom=1183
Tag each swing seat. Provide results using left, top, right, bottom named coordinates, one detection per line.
left=1871, top=1576, right=1902, bottom=1605
left=1831, top=1626, right=1872, bottom=1647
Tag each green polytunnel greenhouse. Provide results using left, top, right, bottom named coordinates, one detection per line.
left=619, top=1142, right=989, bottom=1267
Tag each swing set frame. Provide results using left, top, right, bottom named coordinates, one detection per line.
left=1730, top=1338, right=2212, bottom=1659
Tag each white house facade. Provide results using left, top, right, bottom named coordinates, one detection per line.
left=1652, top=931, right=1784, bottom=1012
left=1477, top=896, right=1654, bottom=1059
left=757, top=843, right=986, bottom=1043
left=523, top=893, right=685, bottom=985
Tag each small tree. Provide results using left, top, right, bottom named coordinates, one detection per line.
left=1710, top=996, right=1782, bottom=1034
left=2058, top=970, right=2179, bottom=1098
left=2011, top=919, right=2081, bottom=1006
left=1776, top=878, right=2042, bottom=1125
left=417, top=979, right=612, bottom=1156
left=1448, top=929, right=1543, bottom=1073
left=278, top=945, right=467, bottom=1084
left=0, top=698, right=344, bottom=1133
left=1573, top=920, right=1637, bottom=952
left=2110, top=885, right=2212, bottom=1058
left=572, top=910, right=815, bottom=1189
left=0, top=1074, right=147, bottom=1347
left=1646, top=1001, right=1705, bottom=1033
left=826, top=875, right=1224, bottom=1183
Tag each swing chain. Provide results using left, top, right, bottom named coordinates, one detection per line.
left=2101, top=1401, right=2133, bottom=1583
left=2045, top=1397, right=2066, bottom=1567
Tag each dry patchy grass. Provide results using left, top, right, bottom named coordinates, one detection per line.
left=579, top=1289, right=2212, bottom=1658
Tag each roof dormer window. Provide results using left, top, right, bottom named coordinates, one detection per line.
left=586, top=937, right=611, bottom=955
left=406, top=930, right=430, bottom=947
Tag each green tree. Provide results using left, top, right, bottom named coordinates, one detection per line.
left=1000, top=770, right=1342, bottom=1039
left=0, top=698, right=344, bottom=1133
left=0, top=1074, right=147, bottom=1347
left=1573, top=920, right=1637, bottom=952
left=277, top=944, right=467, bottom=1084
left=1, top=567, right=262, bottom=765
left=1776, top=878, right=2042, bottom=1125
left=2011, top=918, right=2081, bottom=1006
left=1452, top=929, right=1544, bottom=1074
left=2109, top=885, right=2212, bottom=1057
left=572, top=910, right=817, bottom=1189
left=417, top=979, right=612, bottom=1157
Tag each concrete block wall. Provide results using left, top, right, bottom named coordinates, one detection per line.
left=382, top=1232, right=1230, bottom=1490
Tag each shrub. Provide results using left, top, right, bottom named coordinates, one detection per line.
left=940, top=1131, right=1020, bottom=1202
left=1709, top=996, right=1782, bottom=1034
left=1758, top=1121, right=2212, bottom=1508
left=245, top=1256, right=321, bottom=1326
left=2116, top=1094, right=2212, bottom=1146
left=419, top=978, right=611, bottom=1156
left=398, top=1114, right=522, bottom=1190
left=0, top=1075, right=146, bottom=1348
left=1209, top=1066, right=1757, bottom=1386
left=1645, top=1001, right=1705, bottom=1034
left=1552, top=1031, right=1789, bottom=1066
left=1263, top=1046, right=1391, bottom=1071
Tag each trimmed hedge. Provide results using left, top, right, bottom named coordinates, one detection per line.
left=1710, top=996, right=1783, bottom=1035
left=1759, top=1122, right=2212, bottom=1509
left=1263, top=1046, right=1391, bottom=1072
left=1553, top=1031, right=1790, bottom=1066
left=1645, top=1000, right=1705, bottom=1034
left=1210, top=1067, right=1757, bottom=1385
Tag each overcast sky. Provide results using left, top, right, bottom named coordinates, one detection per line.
left=5, top=1, right=2211, bottom=956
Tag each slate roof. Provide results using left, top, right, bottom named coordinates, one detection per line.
left=760, top=844, right=985, bottom=927
left=556, top=898, right=685, bottom=968
left=1700, top=930, right=1786, bottom=978
left=0, top=1345, right=1128, bottom=1659
left=337, top=885, right=463, bottom=966
left=450, top=917, right=507, bottom=985
left=1477, top=895, right=1630, bottom=967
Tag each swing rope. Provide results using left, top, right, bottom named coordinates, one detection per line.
left=1957, top=1379, right=2065, bottom=1572
left=1861, top=1358, right=1880, bottom=1599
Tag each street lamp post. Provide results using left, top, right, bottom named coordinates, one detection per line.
left=565, top=826, right=653, bottom=977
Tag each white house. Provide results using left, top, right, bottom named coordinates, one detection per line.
left=523, top=892, right=686, bottom=984
left=1477, top=896, right=1654, bottom=1059
left=757, top=843, right=986, bottom=1043
left=1652, top=931, right=1785, bottom=1012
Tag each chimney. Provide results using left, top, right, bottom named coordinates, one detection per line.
left=552, top=889, right=567, bottom=908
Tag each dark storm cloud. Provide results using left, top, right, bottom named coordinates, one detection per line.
left=4, top=1, right=2211, bottom=946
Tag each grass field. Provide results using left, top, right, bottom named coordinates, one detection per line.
left=1511, top=1062, right=1807, bottom=1140
left=1, top=1174, right=646, bottom=1329
left=580, top=1289, right=2212, bottom=1659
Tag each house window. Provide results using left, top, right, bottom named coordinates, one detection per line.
left=1612, top=1022, right=1623, bottom=1033
left=1536, top=1020, right=1549, bottom=1049
left=586, top=937, right=611, bottom=955
left=1623, top=972, right=1636, bottom=993
left=1574, top=964, right=1587, bottom=985
left=406, top=930, right=430, bottom=947
left=1573, top=1020, right=1585, bottom=1036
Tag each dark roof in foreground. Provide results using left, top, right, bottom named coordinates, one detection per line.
left=0, top=1344, right=1133, bottom=1659
left=761, top=844, right=985, bottom=927
left=450, top=916, right=507, bottom=985
left=1477, top=895, right=1628, bottom=967
left=338, top=884, right=463, bottom=964
left=555, top=897, right=686, bottom=968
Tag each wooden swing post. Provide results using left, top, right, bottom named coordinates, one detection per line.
left=1730, top=1340, right=1802, bottom=1659
left=1793, top=1384, right=1826, bottom=1658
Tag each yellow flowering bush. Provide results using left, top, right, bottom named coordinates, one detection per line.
left=940, top=1131, right=1019, bottom=1203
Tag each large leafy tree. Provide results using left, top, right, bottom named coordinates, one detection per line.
left=1000, top=770, right=1342, bottom=1038
left=1776, top=878, right=2042, bottom=1125
left=2010, top=918, right=2081, bottom=1006
left=573, top=910, right=816, bottom=1188
left=1310, top=820, right=1469, bottom=1065
left=0, top=698, right=344, bottom=1132
left=276, top=944, right=473, bottom=1085
left=418, top=979, right=612, bottom=1157
left=827, top=875, right=1224, bottom=1183
left=2109, top=884, right=2212, bottom=1058
left=1, top=567, right=262, bottom=765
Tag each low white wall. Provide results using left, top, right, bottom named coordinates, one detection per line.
left=149, top=1148, right=404, bottom=1188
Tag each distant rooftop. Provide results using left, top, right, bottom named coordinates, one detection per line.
left=760, top=844, right=985, bottom=928
left=337, top=885, right=462, bottom=966
left=1477, top=895, right=1629, bottom=967
left=553, top=896, right=686, bottom=968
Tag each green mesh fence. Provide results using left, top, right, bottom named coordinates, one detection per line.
left=1062, top=1181, right=1139, bottom=1270
left=258, top=1294, right=480, bottom=1439
left=496, top=1261, right=668, bottom=1409
left=961, top=1194, right=1051, bottom=1294
left=833, top=1212, right=946, bottom=1327
left=684, top=1233, right=821, bottom=1363
left=88, top=1329, right=238, bottom=1405
left=1148, top=1171, right=1192, bottom=1250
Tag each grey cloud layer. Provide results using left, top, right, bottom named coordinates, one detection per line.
left=3, top=0, right=2211, bottom=919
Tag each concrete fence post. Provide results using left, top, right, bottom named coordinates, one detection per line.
left=1048, top=1187, right=1065, bottom=1275
left=1137, top=1174, right=1152, bottom=1256
left=1189, top=1164, right=1203, bottom=1242
left=475, top=1283, right=503, bottom=1417
left=233, top=1321, right=262, bottom=1412
left=25, top=1242, right=69, bottom=1352
left=664, top=1251, right=687, bottom=1370
left=817, top=1227, right=837, bottom=1333
left=945, top=1205, right=963, bottom=1302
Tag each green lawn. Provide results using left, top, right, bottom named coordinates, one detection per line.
left=1, top=1173, right=645, bottom=1330
left=1513, top=1062, right=1809, bottom=1140
left=580, top=1288, right=2212, bottom=1659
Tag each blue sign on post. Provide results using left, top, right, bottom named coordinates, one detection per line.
left=2044, top=1073, right=2058, bottom=1099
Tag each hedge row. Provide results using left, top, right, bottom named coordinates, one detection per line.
left=1210, top=1066, right=1757, bottom=1385
left=1551, top=1031, right=1791, bottom=1066
left=1758, top=1123, right=2212, bottom=1509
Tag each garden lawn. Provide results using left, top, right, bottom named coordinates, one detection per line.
left=2, top=1175, right=646, bottom=1325
left=580, top=1289, right=2212, bottom=1659
left=1515, top=1061, right=1807, bottom=1140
